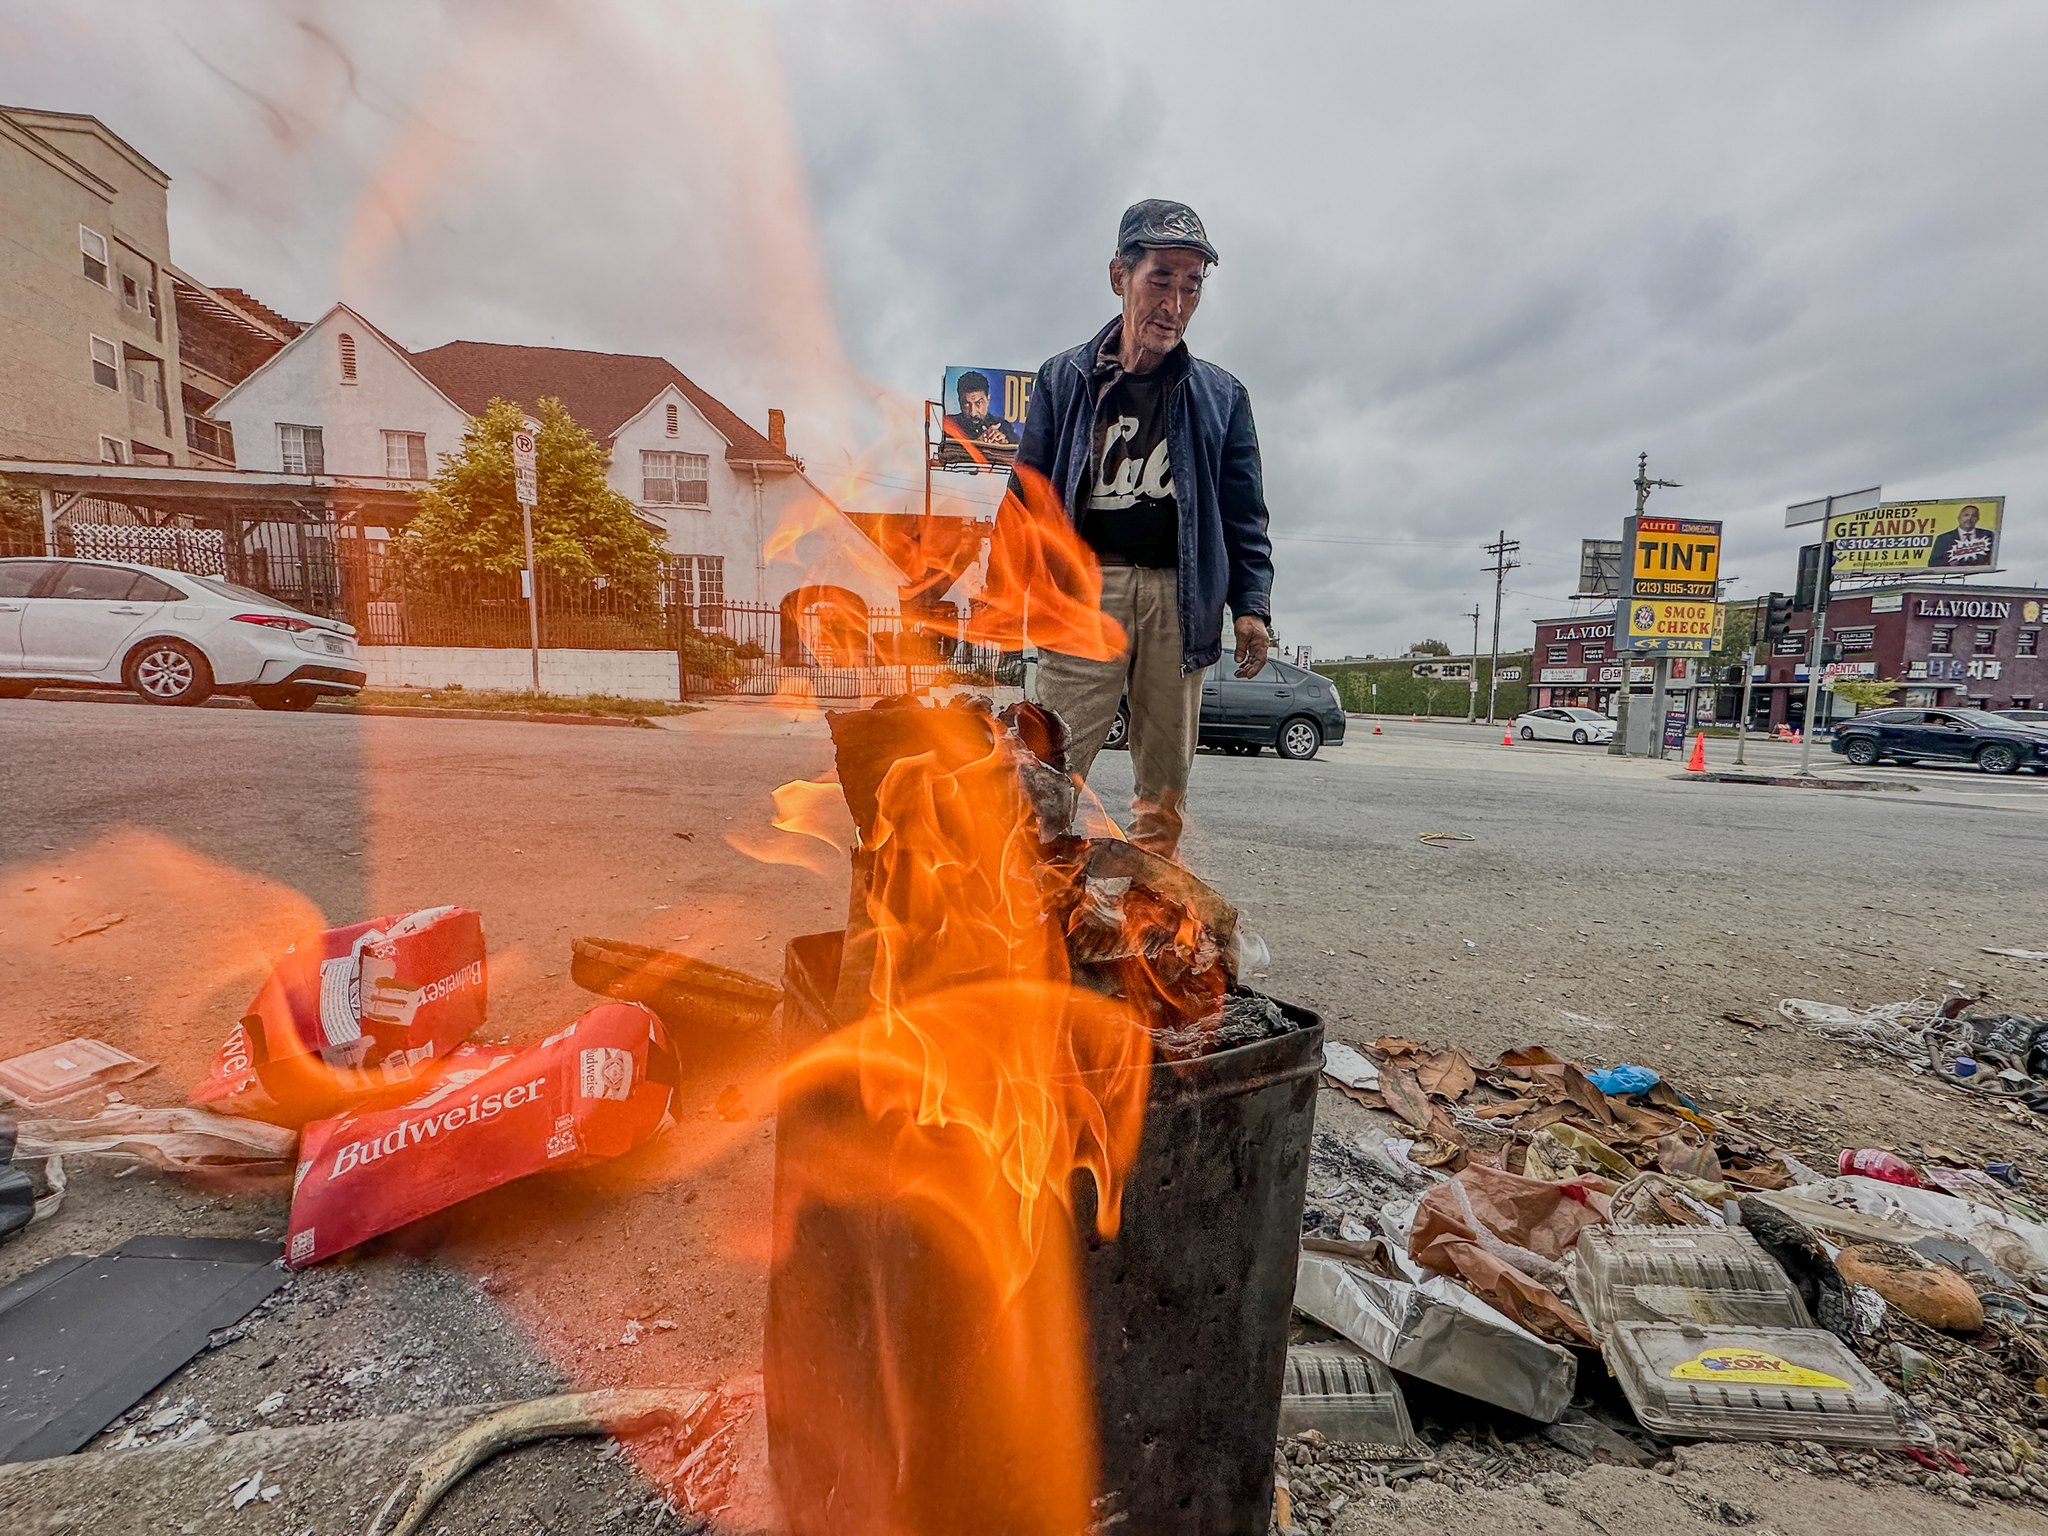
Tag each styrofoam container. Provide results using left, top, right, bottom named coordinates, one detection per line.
left=1574, top=1226, right=1811, bottom=1338
left=1605, top=1322, right=1932, bottom=1448
left=1278, top=1340, right=1422, bottom=1455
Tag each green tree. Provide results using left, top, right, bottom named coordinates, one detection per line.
left=1829, top=676, right=1903, bottom=712
left=1408, top=638, right=1452, bottom=656
left=392, top=397, right=663, bottom=592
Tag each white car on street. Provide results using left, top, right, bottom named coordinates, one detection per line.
left=1512, top=706, right=1615, bottom=745
left=0, top=556, right=364, bottom=710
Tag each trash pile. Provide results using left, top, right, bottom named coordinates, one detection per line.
left=1284, top=1020, right=2048, bottom=1529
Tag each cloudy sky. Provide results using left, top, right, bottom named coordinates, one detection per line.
left=6, top=0, right=2044, bottom=655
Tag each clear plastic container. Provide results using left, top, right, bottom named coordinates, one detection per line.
left=1574, top=1226, right=1811, bottom=1338
left=1277, top=1340, right=1421, bottom=1455
left=1605, top=1322, right=1932, bottom=1448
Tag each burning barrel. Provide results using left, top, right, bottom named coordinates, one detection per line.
left=766, top=929, right=1321, bottom=1535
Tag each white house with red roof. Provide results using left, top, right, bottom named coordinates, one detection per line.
left=207, top=303, right=911, bottom=619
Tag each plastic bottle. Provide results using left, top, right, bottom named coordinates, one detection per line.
left=1839, top=1148, right=1924, bottom=1187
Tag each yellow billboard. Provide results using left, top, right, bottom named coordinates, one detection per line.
left=1630, top=516, right=1722, bottom=598
left=1827, top=497, right=2003, bottom=573
left=1626, top=598, right=1721, bottom=655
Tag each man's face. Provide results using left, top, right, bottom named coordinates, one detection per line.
left=960, top=389, right=990, bottom=420
left=1112, top=246, right=1207, bottom=359
left=1958, top=507, right=1980, bottom=531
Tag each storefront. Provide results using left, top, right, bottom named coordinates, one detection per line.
left=1767, top=584, right=2048, bottom=730
left=1530, top=608, right=1711, bottom=717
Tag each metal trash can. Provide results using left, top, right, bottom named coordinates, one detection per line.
left=765, top=931, right=1321, bottom=1535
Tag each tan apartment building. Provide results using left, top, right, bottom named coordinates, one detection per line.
left=0, top=105, right=194, bottom=466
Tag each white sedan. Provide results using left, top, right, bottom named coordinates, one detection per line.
left=0, top=556, right=364, bottom=710
left=1513, top=706, right=1615, bottom=744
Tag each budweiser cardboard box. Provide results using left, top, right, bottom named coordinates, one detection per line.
left=193, top=907, right=487, bottom=1126
left=285, top=1002, right=674, bottom=1268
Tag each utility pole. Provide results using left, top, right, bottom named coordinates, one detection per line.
left=1482, top=532, right=1519, bottom=725
left=1734, top=594, right=1761, bottom=766
left=1466, top=604, right=1482, bottom=723
left=1609, top=452, right=1681, bottom=754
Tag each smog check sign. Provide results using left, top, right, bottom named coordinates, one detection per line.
left=1630, top=516, right=1722, bottom=598
left=1626, top=598, right=1722, bottom=655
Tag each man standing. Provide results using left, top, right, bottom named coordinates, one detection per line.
left=1010, top=199, right=1273, bottom=858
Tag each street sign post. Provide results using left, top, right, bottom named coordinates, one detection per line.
left=1785, top=486, right=1880, bottom=774
left=513, top=422, right=541, bottom=692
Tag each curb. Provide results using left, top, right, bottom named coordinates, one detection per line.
left=10, top=688, right=667, bottom=729
left=1671, top=770, right=1917, bottom=793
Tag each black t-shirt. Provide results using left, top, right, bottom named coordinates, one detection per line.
left=1081, top=368, right=1177, bottom=567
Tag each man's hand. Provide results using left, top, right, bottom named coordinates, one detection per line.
left=1233, top=614, right=1271, bottom=678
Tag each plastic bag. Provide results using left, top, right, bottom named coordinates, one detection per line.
left=1584, top=1064, right=1659, bottom=1097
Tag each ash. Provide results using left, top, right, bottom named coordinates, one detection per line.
left=1147, top=989, right=1304, bottom=1062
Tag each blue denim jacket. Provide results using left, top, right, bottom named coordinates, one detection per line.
left=1011, top=317, right=1273, bottom=674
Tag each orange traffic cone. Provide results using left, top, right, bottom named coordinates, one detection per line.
left=1410, top=714, right=1418, bottom=723
left=1372, top=724, right=1382, bottom=734
left=1502, top=729, right=1514, bottom=746
left=1687, top=732, right=1706, bottom=771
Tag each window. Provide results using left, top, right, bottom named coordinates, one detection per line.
left=1974, top=627, right=1999, bottom=655
left=79, top=225, right=108, bottom=285
left=665, top=403, right=679, bottom=436
left=50, top=563, right=144, bottom=601
left=0, top=561, right=58, bottom=598
left=146, top=281, right=160, bottom=332
left=122, top=272, right=141, bottom=310
left=90, top=335, right=118, bottom=389
left=1582, top=643, right=1606, bottom=664
left=98, top=435, right=125, bottom=464
left=126, top=353, right=166, bottom=411
left=339, top=333, right=358, bottom=383
left=2021, top=630, right=2040, bottom=657
left=1929, top=625, right=1954, bottom=654
left=278, top=423, right=325, bottom=474
left=1546, top=645, right=1569, bottom=665
left=383, top=430, right=428, bottom=480
left=676, top=554, right=725, bottom=625
left=186, top=415, right=235, bottom=463
left=129, top=573, right=186, bottom=602
left=641, top=451, right=710, bottom=506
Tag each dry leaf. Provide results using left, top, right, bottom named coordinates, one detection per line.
left=1379, top=1065, right=1435, bottom=1131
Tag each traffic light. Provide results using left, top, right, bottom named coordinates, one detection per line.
left=1764, top=593, right=1793, bottom=641
left=1819, top=640, right=1841, bottom=666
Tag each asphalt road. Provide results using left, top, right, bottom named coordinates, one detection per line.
left=6, top=694, right=2048, bottom=1531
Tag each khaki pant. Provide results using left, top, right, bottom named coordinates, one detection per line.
left=1037, top=565, right=1207, bottom=858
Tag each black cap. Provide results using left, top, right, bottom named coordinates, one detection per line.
left=1116, top=199, right=1218, bottom=265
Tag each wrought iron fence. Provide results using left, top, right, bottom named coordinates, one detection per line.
left=339, top=547, right=680, bottom=651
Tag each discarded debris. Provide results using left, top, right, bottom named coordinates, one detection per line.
left=16, top=1104, right=298, bottom=1176
left=192, top=906, right=488, bottom=1127
left=570, top=935, right=780, bottom=1035
left=285, top=1001, right=676, bottom=1268
left=1983, top=948, right=2048, bottom=961
left=1294, top=1238, right=1576, bottom=1422
left=0, top=1037, right=156, bottom=1108
left=0, top=1235, right=285, bottom=1463
left=362, top=1386, right=725, bottom=1536
left=54, top=910, right=125, bottom=944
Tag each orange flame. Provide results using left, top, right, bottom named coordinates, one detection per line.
left=769, top=707, right=1155, bottom=1535
left=969, top=464, right=1125, bottom=663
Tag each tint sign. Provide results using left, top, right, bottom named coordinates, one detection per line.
left=1630, top=516, right=1722, bottom=598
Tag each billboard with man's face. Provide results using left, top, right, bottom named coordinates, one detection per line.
left=1827, top=497, right=2004, bottom=573
left=935, top=367, right=1035, bottom=468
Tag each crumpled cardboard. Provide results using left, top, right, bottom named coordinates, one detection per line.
left=1408, top=1165, right=1612, bottom=1345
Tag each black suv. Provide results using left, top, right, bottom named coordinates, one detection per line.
left=1106, top=658, right=1347, bottom=761
left=1830, top=707, right=2048, bottom=774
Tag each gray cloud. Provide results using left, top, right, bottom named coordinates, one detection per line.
left=5, top=0, right=2043, bottom=653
